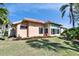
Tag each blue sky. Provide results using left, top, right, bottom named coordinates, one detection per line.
left=5, top=3, right=72, bottom=28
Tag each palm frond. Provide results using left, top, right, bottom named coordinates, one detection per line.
left=0, top=8, right=9, bottom=15
left=61, top=10, right=66, bottom=18
left=0, top=8, right=9, bottom=25
left=69, top=13, right=72, bottom=24
left=0, top=3, right=4, bottom=5
left=70, top=3, right=75, bottom=27
left=60, top=4, right=69, bottom=12
left=70, top=3, right=75, bottom=20
left=0, top=3, right=4, bottom=6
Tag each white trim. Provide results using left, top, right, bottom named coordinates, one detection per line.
left=13, top=20, right=22, bottom=24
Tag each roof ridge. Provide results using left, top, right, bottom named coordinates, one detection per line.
left=24, top=18, right=45, bottom=23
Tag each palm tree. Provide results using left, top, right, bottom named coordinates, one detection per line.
left=0, top=4, right=9, bottom=25
left=60, top=3, right=75, bottom=28
left=73, top=4, right=79, bottom=26
left=0, top=8, right=9, bottom=25
left=0, top=4, right=9, bottom=37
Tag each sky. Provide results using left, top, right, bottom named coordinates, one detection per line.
left=5, top=3, right=73, bottom=28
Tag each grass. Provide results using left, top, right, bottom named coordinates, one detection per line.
left=0, top=37, right=79, bottom=56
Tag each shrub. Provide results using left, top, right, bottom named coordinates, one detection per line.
left=61, top=27, right=79, bottom=40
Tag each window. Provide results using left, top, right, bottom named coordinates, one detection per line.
left=44, top=28, right=48, bottom=33
left=20, top=25, right=27, bottom=29
left=51, top=29, right=60, bottom=34
left=51, top=29, right=55, bottom=34
left=39, top=28, right=43, bottom=34
left=57, top=29, right=60, bottom=34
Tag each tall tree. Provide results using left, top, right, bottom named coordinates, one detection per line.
left=0, top=3, right=10, bottom=37
left=73, top=4, right=79, bottom=26
left=60, top=3, right=75, bottom=28
left=0, top=4, right=9, bottom=25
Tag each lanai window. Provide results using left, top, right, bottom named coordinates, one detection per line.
left=51, top=29, right=60, bottom=34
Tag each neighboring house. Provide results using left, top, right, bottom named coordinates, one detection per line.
left=0, top=23, right=12, bottom=37
left=13, top=18, right=66, bottom=38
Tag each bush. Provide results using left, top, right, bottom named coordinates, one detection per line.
left=61, top=27, right=79, bottom=40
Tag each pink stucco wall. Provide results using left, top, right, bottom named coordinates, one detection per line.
left=28, top=22, right=44, bottom=37
left=16, top=24, right=27, bottom=38
left=16, top=22, right=44, bottom=38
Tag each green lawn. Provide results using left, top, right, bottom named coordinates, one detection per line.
left=0, top=37, right=79, bottom=56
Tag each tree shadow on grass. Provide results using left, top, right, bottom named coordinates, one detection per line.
left=26, top=39, right=61, bottom=52
left=26, top=39, right=79, bottom=52
left=63, top=41, right=79, bottom=52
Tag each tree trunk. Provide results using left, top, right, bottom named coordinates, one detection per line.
left=70, top=3, right=75, bottom=28
left=72, top=19, right=75, bottom=28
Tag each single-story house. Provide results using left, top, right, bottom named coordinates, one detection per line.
left=12, top=18, right=66, bottom=38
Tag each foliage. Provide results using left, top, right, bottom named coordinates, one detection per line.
left=61, top=27, right=79, bottom=40
left=74, top=4, right=79, bottom=25
left=60, top=3, right=79, bottom=28
left=0, top=4, right=10, bottom=38
left=0, top=7, right=9, bottom=25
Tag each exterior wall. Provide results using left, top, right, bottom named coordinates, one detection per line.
left=28, top=22, right=44, bottom=37
left=8, top=24, right=12, bottom=37
left=44, top=24, right=51, bottom=36
left=8, top=28, right=12, bottom=37
left=15, top=22, right=64, bottom=38
left=48, top=25, right=51, bottom=36
left=1, top=25, right=10, bottom=37
left=16, top=24, right=27, bottom=38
